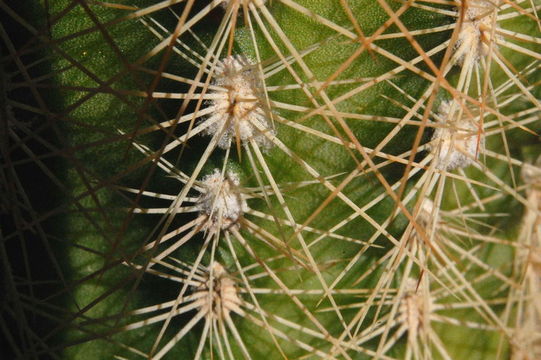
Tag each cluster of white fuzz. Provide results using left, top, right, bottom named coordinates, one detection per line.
left=455, top=0, right=498, bottom=64
left=429, top=101, right=483, bottom=171
left=192, top=262, right=242, bottom=319
left=196, top=169, right=247, bottom=232
left=203, top=55, right=274, bottom=149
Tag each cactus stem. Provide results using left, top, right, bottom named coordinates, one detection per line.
left=202, top=55, right=275, bottom=150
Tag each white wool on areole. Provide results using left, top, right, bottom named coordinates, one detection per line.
left=454, top=0, right=499, bottom=64
left=429, top=101, right=483, bottom=171
left=196, top=169, right=248, bottom=232
left=203, top=55, right=275, bottom=150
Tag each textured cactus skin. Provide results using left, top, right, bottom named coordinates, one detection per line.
left=1, top=1, right=540, bottom=360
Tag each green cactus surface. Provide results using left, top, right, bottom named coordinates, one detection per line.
left=1, top=1, right=540, bottom=359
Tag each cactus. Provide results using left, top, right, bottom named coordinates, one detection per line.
left=1, top=0, right=540, bottom=359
